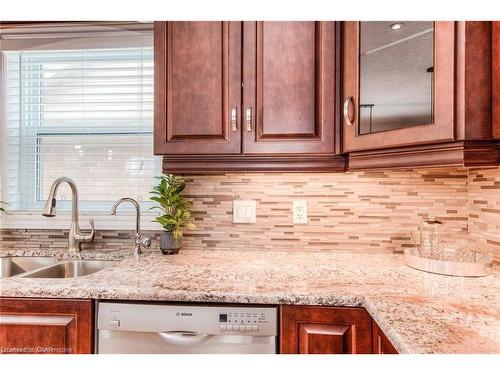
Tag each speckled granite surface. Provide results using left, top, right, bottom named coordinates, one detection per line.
left=1, top=249, right=499, bottom=354
left=0, top=248, right=128, bottom=261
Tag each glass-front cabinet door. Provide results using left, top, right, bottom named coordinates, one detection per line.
left=343, top=22, right=456, bottom=152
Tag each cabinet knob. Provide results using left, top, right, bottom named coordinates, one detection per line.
left=343, top=96, right=355, bottom=127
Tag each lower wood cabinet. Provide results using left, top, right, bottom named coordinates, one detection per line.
left=0, top=298, right=397, bottom=355
left=372, top=322, right=398, bottom=354
left=0, top=298, right=93, bottom=354
left=280, top=305, right=373, bottom=354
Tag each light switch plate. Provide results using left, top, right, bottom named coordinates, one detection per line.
left=233, top=200, right=256, bottom=223
left=293, top=200, right=308, bottom=224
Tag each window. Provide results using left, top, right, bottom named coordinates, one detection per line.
left=2, top=43, right=160, bottom=213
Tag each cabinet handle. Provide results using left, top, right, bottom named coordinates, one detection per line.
left=343, top=96, right=355, bottom=127
left=245, top=107, right=252, bottom=132
left=231, top=107, right=237, bottom=132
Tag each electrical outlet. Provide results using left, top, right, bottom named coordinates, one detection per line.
left=233, top=200, right=256, bottom=223
left=293, top=200, right=308, bottom=224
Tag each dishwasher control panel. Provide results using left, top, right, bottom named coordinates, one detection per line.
left=218, top=310, right=271, bottom=333
left=98, top=302, right=278, bottom=336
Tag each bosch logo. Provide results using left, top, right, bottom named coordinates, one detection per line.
left=176, top=312, right=192, bottom=317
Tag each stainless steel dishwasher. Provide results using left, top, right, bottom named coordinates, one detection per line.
left=97, top=302, right=278, bottom=354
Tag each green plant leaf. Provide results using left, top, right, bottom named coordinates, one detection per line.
left=173, top=185, right=185, bottom=195
left=172, top=228, right=181, bottom=240
left=149, top=196, right=165, bottom=204
left=148, top=205, right=164, bottom=211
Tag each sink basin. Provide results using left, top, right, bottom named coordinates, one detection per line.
left=0, top=256, right=59, bottom=278
left=21, top=260, right=117, bottom=279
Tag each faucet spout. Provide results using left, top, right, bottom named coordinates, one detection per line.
left=110, top=197, right=141, bottom=235
left=42, top=177, right=95, bottom=252
left=110, top=197, right=150, bottom=256
left=42, top=177, right=78, bottom=219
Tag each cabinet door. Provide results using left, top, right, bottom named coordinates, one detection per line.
left=372, top=322, right=398, bottom=354
left=343, top=22, right=455, bottom=152
left=0, top=298, right=93, bottom=354
left=154, top=22, right=241, bottom=155
left=280, top=305, right=372, bottom=354
left=242, top=22, right=336, bottom=154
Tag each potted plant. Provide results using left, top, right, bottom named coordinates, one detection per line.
left=0, top=201, right=7, bottom=213
left=150, top=174, right=195, bottom=255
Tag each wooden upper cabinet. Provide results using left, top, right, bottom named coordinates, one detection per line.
left=345, top=21, right=497, bottom=170
left=154, top=21, right=241, bottom=155
left=494, top=22, right=500, bottom=139
left=154, top=21, right=497, bottom=172
left=280, top=305, right=372, bottom=354
left=343, top=21, right=455, bottom=153
left=0, top=298, right=93, bottom=354
left=243, top=22, right=336, bottom=154
left=155, top=21, right=345, bottom=173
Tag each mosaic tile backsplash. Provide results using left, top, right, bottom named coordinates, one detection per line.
left=468, top=168, right=500, bottom=263
left=1, top=167, right=499, bottom=262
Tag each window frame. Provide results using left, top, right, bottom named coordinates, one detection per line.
left=0, top=46, right=161, bottom=231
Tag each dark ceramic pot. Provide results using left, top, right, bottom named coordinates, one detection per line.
left=159, top=233, right=182, bottom=255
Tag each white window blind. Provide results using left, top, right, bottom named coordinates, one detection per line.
left=2, top=46, right=160, bottom=212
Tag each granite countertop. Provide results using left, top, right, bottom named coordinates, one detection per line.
left=0, top=249, right=499, bottom=354
left=0, top=248, right=128, bottom=261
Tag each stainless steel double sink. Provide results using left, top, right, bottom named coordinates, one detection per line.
left=0, top=256, right=117, bottom=279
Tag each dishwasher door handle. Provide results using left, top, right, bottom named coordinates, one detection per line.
left=158, top=331, right=210, bottom=344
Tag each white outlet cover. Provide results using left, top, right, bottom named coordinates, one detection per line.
left=233, top=200, right=256, bottom=224
left=293, top=200, right=308, bottom=224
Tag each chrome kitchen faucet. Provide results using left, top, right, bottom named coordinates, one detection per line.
left=110, top=198, right=151, bottom=256
left=42, top=177, right=95, bottom=252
